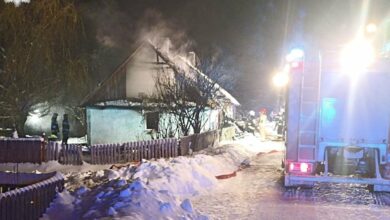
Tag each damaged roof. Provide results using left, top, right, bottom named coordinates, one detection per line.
left=81, top=40, right=240, bottom=107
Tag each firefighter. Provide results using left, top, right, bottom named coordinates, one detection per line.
left=258, top=108, right=267, bottom=140
left=62, top=114, right=70, bottom=145
left=275, top=110, right=285, bottom=137
left=49, top=113, right=59, bottom=140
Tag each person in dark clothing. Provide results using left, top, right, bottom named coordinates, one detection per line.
left=62, top=114, right=70, bottom=145
left=50, top=113, right=60, bottom=140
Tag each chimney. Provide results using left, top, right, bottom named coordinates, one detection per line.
left=161, top=38, right=171, bottom=56
left=188, top=51, right=196, bottom=66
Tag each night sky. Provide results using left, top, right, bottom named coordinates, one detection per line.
left=79, top=0, right=390, bottom=111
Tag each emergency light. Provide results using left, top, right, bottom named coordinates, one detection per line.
left=286, top=48, right=304, bottom=62
left=340, top=38, right=375, bottom=74
left=286, top=48, right=304, bottom=72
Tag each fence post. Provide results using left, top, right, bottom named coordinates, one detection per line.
left=167, top=139, right=171, bottom=158
left=129, top=142, right=133, bottom=162
left=94, top=145, right=98, bottom=164
left=110, top=144, right=114, bottom=164
left=135, top=141, right=141, bottom=161
left=69, top=145, right=74, bottom=165
left=61, top=144, right=65, bottom=164
left=151, top=140, right=155, bottom=159
left=94, top=145, right=97, bottom=164
left=102, top=144, right=105, bottom=164
left=111, top=144, right=114, bottom=164
left=54, top=142, right=58, bottom=161
left=103, top=145, right=107, bottom=164
left=132, top=141, right=137, bottom=162
left=171, top=138, right=175, bottom=157
left=109, top=144, right=111, bottom=164
left=126, top=143, right=131, bottom=162
left=175, top=138, right=178, bottom=157
left=105, top=144, right=109, bottom=164
left=138, top=141, right=143, bottom=161
left=98, top=145, right=102, bottom=164
left=161, top=139, right=166, bottom=158
left=93, top=145, right=97, bottom=164
left=159, top=139, right=164, bottom=159
left=45, top=142, right=49, bottom=162
left=117, top=144, right=121, bottom=163
left=169, top=138, right=175, bottom=157
left=122, top=143, right=127, bottom=163
left=97, top=145, right=101, bottom=165
left=78, top=145, right=83, bottom=165
left=111, top=144, right=115, bottom=164
left=142, top=141, right=146, bottom=161
left=146, top=140, right=150, bottom=160
left=165, top=139, right=169, bottom=158
left=144, top=140, right=148, bottom=160
left=91, top=145, right=94, bottom=164
left=72, top=145, right=77, bottom=165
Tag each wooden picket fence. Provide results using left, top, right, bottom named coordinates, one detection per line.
left=46, top=142, right=83, bottom=165
left=45, top=142, right=60, bottom=162
left=90, top=138, right=178, bottom=164
left=0, top=171, right=64, bottom=220
left=0, top=138, right=44, bottom=164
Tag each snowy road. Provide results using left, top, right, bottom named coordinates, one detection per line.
left=192, top=148, right=390, bottom=220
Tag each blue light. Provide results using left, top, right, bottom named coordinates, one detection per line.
left=321, top=98, right=337, bottom=127
left=290, top=48, right=304, bottom=58
left=286, top=48, right=304, bottom=62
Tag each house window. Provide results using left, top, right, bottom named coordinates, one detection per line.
left=146, top=112, right=159, bottom=130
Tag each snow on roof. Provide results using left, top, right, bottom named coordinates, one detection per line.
left=177, top=56, right=240, bottom=106
left=147, top=41, right=240, bottom=106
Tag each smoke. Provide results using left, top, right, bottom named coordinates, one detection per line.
left=79, top=1, right=240, bottom=104
left=81, top=1, right=194, bottom=55
left=133, top=9, right=202, bottom=76
left=138, top=10, right=197, bottom=61
left=80, top=1, right=198, bottom=75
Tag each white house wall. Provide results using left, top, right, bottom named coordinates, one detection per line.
left=87, top=107, right=150, bottom=145
left=86, top=107, right=221, bottom=145
left=201, top=108, right=220, bottom=132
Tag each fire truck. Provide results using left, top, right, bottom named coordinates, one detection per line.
left=283, top=33, right=390, bottom=191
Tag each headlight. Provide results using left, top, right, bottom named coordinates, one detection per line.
left=340, top=38, right=375, bottom=74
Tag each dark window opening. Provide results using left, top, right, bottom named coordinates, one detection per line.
left=146, top=112, right=159, bottom=130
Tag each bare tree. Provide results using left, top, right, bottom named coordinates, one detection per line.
left=0, top=0, right=91, bottom=135
left=154, top=55, right=225, bottom=136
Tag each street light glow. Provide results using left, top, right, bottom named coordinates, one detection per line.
left=366, top=23, right=377, bottom=33
left=272, top=72, right=289, bottom=87
left=30, top=114, right=40, bottom=124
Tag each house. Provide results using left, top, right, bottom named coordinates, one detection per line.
left=81, top=41, right=240, bottom=145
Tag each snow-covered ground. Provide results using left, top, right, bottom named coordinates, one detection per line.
left=38, top=134, right=280, bottom=219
